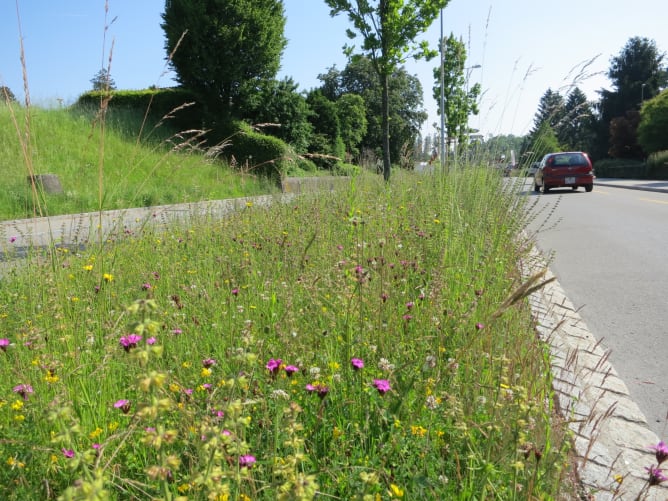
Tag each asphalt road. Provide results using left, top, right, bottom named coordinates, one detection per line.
left=522, top=179, right=668, bottom=437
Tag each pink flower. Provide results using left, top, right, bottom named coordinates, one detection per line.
left=114, top=399, right=131, bottom=414
left=284, top=365, right=299, bottom=377
left=651, top=441, right=668, bottom=465
left=351, top=358, right=364, bottom=370
left=306, top=382, right=329, bottom=399
left=62, top=448, right=75, bottom=458
left=9, top=236, right=17, bottom=243
left=202, top=358, right=217, bottom=368
left=13, top=384, right=33, bottom=400
left=0, top=338, right=10, bottom=351
left=372, top=379, right=391, bottom=395
left=119, top=334, right=142, bottom=352
left=266, top=358, right=282, bottom=375
left=239, top=454, right=256, bottom=467
left=645, top=465, right=668, bottom=486
left=231, top=288, right=239, bottom=296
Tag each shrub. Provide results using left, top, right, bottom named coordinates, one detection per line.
left=226, top=121, right=298, bottom=183
left=592, top=158, right=647, bottom=178
left=647, top=150, right=668, bottom=179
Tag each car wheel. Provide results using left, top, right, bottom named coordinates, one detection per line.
left=542, top=184, right=550, bottom=193
left=572, top=186, right=578, bottom=191
left=533, top=181, right=540, bottom=193
left=585, top=184, right=593, bottom=192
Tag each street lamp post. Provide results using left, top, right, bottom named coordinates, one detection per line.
left=439, top=9, right=445, bottom=173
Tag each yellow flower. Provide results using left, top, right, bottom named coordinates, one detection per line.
left=11, top=400, right=23, bottom=411
left=83, top=264, right=93, bottom=271
left=389, top=483, right=404, bottom=498
left=108, top=421, right=119, bottom=432
left=411, top=425, right=427, bottom=437
left=245, top=201, right=253, bottom=208
left=201, top=367, right=212, bottom=378
left=14, top=414, right=25, bottom=422
left=103, top=273, right=114, bottom=283
left=89, top=427, right=103, bottom=440
left=45, top=371, right=60, bottom=384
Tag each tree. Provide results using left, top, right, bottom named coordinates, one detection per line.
left=0, top=86, right=17, bottom=104
left=335, top=93, right=368, bottom=159
left=638, top=89, right=668, bottom=154
left=241, top=77, right=313, bottom=153
left=525, top=89, right=565, bottom=155
left=593, top=37, right=668, bottom=159
left=90, top=68, right=116, bottom=91
left=608, top=110, right=643, bottom=158
left=317, top=57, right=427, bottom=165
left=326, top=0, right=451, bottom=180
left=161, top=0, right=287, bottom=120
left=559, top=87, right=595, bottom=152
left=432, top=33, right=481, bottom=156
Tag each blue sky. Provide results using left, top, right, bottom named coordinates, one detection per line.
left=1, top=0, right=667, bottom=137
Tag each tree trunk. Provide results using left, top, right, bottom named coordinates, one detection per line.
left=381, top=71, right=391, bottom=181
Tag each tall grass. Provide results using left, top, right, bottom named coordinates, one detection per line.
left=0, top=104, right=278, bottom=220
left=0, top=166, right=576, bottom=499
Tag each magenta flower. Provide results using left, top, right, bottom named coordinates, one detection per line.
left=351, top=358, right=364, bottom=370
left=231, top=288, right=239, bottom=296
left=9, top=236, right=17, bottom=243
left=406, top=301, right=414, bottom=310
left=62, top=448, right=75, bottom=458
left=645, top=465, right=668, bottom=486
left=651, top=441, right=668, bottom=465
left=0, top=338, right=9, bottom=351
left=284, top=365, right=299, bottom=377
left=141, top=283, right=152, bottom=291
left=202, top=358, right=217, bottom=368
left=119, top=334, right=142, bottom=352
left=373, top=379, right=391, bottom=395
left=306, top=382, right=329, bottom=399
left=266, top=358, right=282, bottom=375
left=13, top=384, right=33, bottom=400
left=475, top=322, right=485, bottom=330
left=114, top=399, right=131, bottom=414
left=146, top=337, right=156, bottom=345
left=171, top=328, right=183, bottom=335
left=239, top=454, right=256, bottom=468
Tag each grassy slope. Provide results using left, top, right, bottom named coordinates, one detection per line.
left=0, top=104, right=278, bottom=220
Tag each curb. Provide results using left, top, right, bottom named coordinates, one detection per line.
left=523, top=247, right=667, bottom=500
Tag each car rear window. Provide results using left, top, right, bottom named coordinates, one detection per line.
left=551, top=153, right=587, bottom=166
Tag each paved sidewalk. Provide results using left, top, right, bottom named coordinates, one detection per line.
left=595, top=178, right=668, bottom=194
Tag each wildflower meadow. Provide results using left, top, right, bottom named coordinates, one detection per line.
left=0, top=167, right=577, bottom=500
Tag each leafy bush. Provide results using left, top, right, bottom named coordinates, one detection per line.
left=333, top=161, right=361, bottom=176
left=75, top=87, right=203, bottom=133
left=647, top=150, right=668, bottom=179
left=226, top=121, right=298, bottom=183
left=592, top=158, right=647, bottom=178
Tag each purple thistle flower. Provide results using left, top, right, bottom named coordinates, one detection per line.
left=0, top=338, right=10, bottom=351
left=13, top=384, right=33, bottom=400
left=475, top=322, right=485, bottom=330
left=406, top=301, right=414, bottom=310
left=171, top=328, right=183, bottom=335
left=351, top=358, right=364, bottom=370
left=231, top=288, right=239, bottom=296
left=373, top=379, right=391, bottom=395
left=239, top=454, right=256, bottom=467
left=62, top=448, right=75, bottom=458
left=146, top=337, right=156, bottom=345
left=645, top=465, right=668, bottom=486
left=651, top=441, right=668, bottom=465
left=284, top=365, right=299, bottom=377
left=9, top=236, right=17, bottom=243
left=141, top=283, right=152, bottom=291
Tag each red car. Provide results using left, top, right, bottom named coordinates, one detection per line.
left=533, top=152, right=594, bottom=193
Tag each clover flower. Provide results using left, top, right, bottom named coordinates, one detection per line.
left=373, top=379, right=391, bottom=395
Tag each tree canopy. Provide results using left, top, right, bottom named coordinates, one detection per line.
left=161, top=0, right=287, bottom=119
left=325, top=0, right=451, bottom=180
left=638, top=89, right=668, bottom=154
